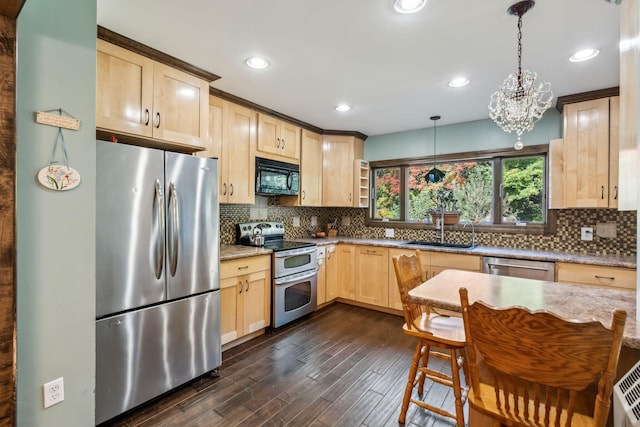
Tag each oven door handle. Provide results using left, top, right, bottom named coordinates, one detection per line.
left=273, top=247, right=317, bottom=258
left=274, top=269, right=317, bottom=286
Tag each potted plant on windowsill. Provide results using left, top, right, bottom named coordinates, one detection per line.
left=429, top=189, right=461, bottom=225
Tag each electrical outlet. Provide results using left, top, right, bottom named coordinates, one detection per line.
left=385, top=228, right=394, bottom=238
left=292, top=216, right=300, bottom=227
left=310, top=216, right=317, bottom=227
left=581, top=227, right=593, bottom=241
left=43, top=377, right=64, bottom=408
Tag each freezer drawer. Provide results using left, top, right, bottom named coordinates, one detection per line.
left=95, top=291, right=221, bottom=424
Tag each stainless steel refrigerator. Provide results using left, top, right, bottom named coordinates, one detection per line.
left=95, top=141, right=220, bottom=424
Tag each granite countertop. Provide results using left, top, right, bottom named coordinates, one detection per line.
left=220, top=244, right=272, bottom=261
left=408, top=269, right=640, bottom=349
left=290, top=237, right=636, bottom=269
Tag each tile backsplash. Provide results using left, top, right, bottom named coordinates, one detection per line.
left=220, top=197, right=637, bottom=256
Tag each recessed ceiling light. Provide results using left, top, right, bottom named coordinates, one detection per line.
left=244, top=57, right=270, bottom=69
left=569, top=48, right=600, bottom=62
left=393, top=0, right=426, bottom=14
left=448, top=77, right=470, bottom=88
left=335, top=104, right=351, bottom=112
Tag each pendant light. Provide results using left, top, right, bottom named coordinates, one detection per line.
left=426, top=115, right=445, bottom=183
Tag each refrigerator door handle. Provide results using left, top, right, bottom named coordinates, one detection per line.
left=168, top=182, right=179, bottom=276
left=154, top=180, right=165, bottom=279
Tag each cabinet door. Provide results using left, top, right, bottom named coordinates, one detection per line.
left=355, top=247, right=389, bottom=307
left=300, top=130, right=323, bottom=206
left=225, top=102, right=256, bottom=204
left=242, top=270, right=270, bottom=334
left=323, top=136, right=355, bottom=206
left=257, top=113, right=280, bottom=155
left=220, top=277, right=241, bottom=345
left=96, top=40, right=154, bottom=137
left=325, top=246, right=338, bottom=301
left=317, top=256, right=326, bottom=305
left=337, top=245, right=356, bottom=299
left=201, top=96, right=228, bottom=200
left=564, top=98, right=610, bottom=208
left=152, top=63, right=209, bottom=148
left=609, top=96, right=620, bottom=208
left=200, top=96, right=223, bottom=159
left=280, top=122, right=300, bottom=160
left=430, top=253, right=481, bottom=277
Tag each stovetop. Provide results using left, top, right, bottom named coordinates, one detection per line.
left=236, top=221, right=316, bottom=252
left=265, top=240, right=316, bottom=252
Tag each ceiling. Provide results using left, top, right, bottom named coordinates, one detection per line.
left=96, top=0, right=621, bottom=137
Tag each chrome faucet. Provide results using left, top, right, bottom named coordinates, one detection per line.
left=463, top=222, right=477, bottom=248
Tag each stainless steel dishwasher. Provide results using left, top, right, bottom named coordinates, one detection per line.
left=482, top=257, right=555, bottom=281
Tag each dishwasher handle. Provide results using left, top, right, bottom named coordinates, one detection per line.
left=487, top=262, right=550, bottom=272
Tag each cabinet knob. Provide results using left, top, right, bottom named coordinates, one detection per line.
left=601, top=185, right=605, bottom=199
left=223, top=183, right=227, bottom=196
left=154, top=112, right=161, bottom=128
left=230, top=183, right=234, bottom=196
left=144, top=109, right=150, bottom=126
left=302, top=190, right=306, bottom=200
left=281, top=139, right=285, bottom=150
left=238, top=281, right=243, bottom=293
left=614, top=185, right=618, bottom=200
left=245, top=279, right=250, bottom=292
left=276, top=137, right=281, bottom=148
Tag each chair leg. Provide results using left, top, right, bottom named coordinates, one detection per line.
left=450, top=348, right=465, bottom=427
left=399, top=340, right=423, bottom=424
left=417, top=341, right=430, bottom=395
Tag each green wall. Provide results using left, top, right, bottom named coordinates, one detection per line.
left=364, top=110, right=562, bottom=161
left=16, top=0, right=96, bottom=425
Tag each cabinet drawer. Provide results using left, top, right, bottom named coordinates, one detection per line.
left=430, top=253, right=481, bottom=271
left=556, top=262, right=636, bottom=289
left=221, top=255, right=270, bottom=280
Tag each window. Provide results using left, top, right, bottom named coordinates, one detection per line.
left=369, top=145, right=548, bottom=230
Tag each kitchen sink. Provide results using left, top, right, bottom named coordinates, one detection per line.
left=402, top=240, right=475, bottom=249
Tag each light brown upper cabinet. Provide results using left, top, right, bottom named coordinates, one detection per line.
left=200, top=96, right=255, bottom=204
left=257, top=113, right=300, bottom=162
left=322, top=135, right=364, bottom=207
left=299, top=130, right=323, bottom=206
left=618, top=0, right=639, bottom=210
left=561, top=96, right=619, bottom=208
left=97, top=39, right=209, bottom=150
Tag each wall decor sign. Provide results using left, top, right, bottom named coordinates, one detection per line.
left=35, top=109, right=82, bottom=191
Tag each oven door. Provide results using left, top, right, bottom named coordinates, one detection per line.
left=273, top=247, right=318, bottom=277
left=272, top=269, right=317, bottom=328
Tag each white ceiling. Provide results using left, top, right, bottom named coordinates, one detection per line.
left=97, top=0, right=621, bottom=137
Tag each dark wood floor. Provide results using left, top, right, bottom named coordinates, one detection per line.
left=104, top=303, right=467, bottom=427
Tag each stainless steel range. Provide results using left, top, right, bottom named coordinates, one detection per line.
left=236, top=222, right=317, bottom=328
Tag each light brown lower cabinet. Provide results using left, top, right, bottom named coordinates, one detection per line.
left=220, top=255, right=271, bottom=346
left=556, top=262, right=636, bottom=290
left=429, top=252, right=482, bottom=278
left=325, top=245, right=338, bottom=301
left=337, top=245, right=356, bottom=299
left=355, top=246, right=389, bottom=306
left=317, top=246, right=326, bottom=305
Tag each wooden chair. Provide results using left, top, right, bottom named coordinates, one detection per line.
left=459, top=287, right=627, bottom=427
left=392, top=251, right=468, bottom=426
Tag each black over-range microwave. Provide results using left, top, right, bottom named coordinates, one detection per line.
left=255, top=157, right=300, bottom=196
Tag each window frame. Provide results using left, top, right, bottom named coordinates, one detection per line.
left=366, top=144, right=556, bottom=235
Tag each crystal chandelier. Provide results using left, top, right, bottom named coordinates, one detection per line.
left=488, top=0, right=553, bottom=150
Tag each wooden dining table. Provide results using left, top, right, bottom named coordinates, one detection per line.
left=407, top=269, right=640, bottom=350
